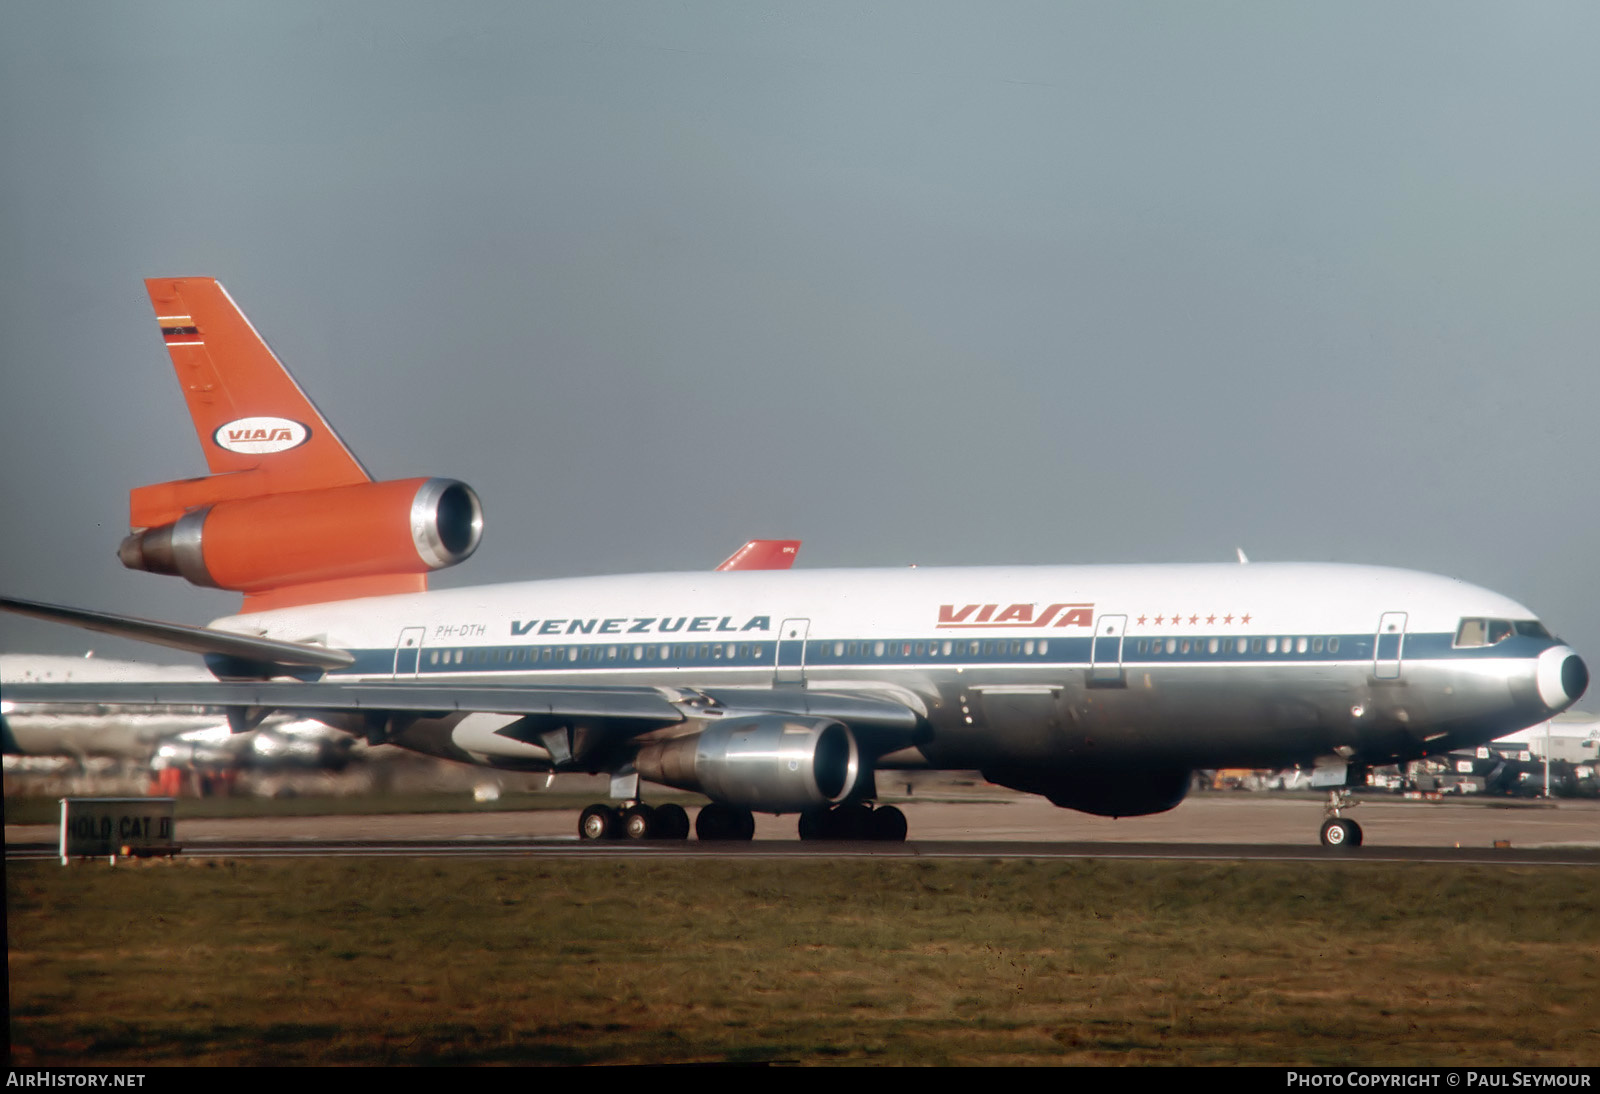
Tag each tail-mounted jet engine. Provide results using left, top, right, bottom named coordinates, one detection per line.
left=118, top=477, right=483, bottom=599
left=634, top=715, right=861, bottom=813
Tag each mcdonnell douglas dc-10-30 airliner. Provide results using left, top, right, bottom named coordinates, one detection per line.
left=2, top=279, right=1588, bottom=846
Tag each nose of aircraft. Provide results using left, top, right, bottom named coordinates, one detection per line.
left=1536, top=646, right=1589, bottom=712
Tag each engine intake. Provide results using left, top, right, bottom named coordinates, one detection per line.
left=635, top=715, right=860, bottom=813
left=118, top=477, right=483, bottom=594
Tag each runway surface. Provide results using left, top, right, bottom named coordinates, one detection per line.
left=8, top=794, right=1599, bottom=864
left=10, top=838, right=1598, bottom=866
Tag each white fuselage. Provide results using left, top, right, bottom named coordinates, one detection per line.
left=210, top=562, right=1585, bottom=779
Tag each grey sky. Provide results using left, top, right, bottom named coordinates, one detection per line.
left=3, top=3, right=1597, bottom=661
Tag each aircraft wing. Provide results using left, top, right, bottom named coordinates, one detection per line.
left=1, top=595, right=353, bottom=671
left=0, top=680, right=685, bottom=721
left=0, top=679, right=921, bottom=761
left=1, top=595, right=922, bottom=770
left=0, top=680, right=916, bottom=729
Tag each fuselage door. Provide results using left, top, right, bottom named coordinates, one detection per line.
left=1374, top=612, right=1408, bottom=680
left=1090, top=614, right=1128, bottom=686
left=393, top=627, right=426, bottom=677
left=775, top=617, right=810, bottom=687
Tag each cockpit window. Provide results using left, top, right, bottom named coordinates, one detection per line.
left=1455, top=618, right=1549, bottom=647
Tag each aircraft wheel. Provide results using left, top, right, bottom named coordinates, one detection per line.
left=1320, top=818, right=1362, bottom=848
left=622, top=804, right=657, bottom=840
left=655, top=803, right=690, bottom=840
left=696, top=803, right=734, bottom=841
left=732, top=807, right=756, bottom=841
left=579, top=804, right=616, bottom=841
left=869, top=805, right=908, bottom=842
left=797, top=809, right=827, bottom=841
left=828, top=803, right=872, bottom=840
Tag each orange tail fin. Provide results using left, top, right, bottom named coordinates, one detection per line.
left=124, top=279, right=481, bottom=612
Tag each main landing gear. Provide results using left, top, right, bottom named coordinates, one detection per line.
left=1319, top=789, right=1363, bottom=848
left=576, top=801, right=749, bottom=841
left=574, top=800, right=911, bottom=842
left=578, top=802, right=694, bottom=841
left=797, top=802, right=908, bottom=842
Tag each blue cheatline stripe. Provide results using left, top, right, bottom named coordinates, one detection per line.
left=328, top=632, right=1553, bottom=679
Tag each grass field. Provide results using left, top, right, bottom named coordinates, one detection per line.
left=7, top=858, right=1598, bottom=1066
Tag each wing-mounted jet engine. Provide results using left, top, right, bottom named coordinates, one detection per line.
left=633, top=715, right=861, bottom=814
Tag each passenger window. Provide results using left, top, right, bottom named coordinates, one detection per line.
left=1296, top=637, right=1308, bottom=654
left=1328, top=638, right=1339, bottom=653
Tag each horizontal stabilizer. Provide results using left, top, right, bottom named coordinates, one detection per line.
left=0, top=595, right=354, bottom=671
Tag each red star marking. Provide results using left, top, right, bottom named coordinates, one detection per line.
left=1170, top=612, right=1181, bottom=624
left=1137, top=615, right=1147, bottom=625
left=1153, top=615, right=1164, bottom=625
left=1206, top=614, right=1216, bottom=624
left=1241, top=613, right=1252, bottom=624
left=1188, top=614, right=1198, bottom=625
left=1223, top=614, right=1234, bottom=624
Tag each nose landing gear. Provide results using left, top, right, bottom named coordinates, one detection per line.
left=1320, top=789, right=1363, bottom=848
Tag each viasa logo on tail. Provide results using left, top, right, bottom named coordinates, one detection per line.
left=936, top=603, right=1095, bottom=629
left=212, top=417, right=310, bottom=454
